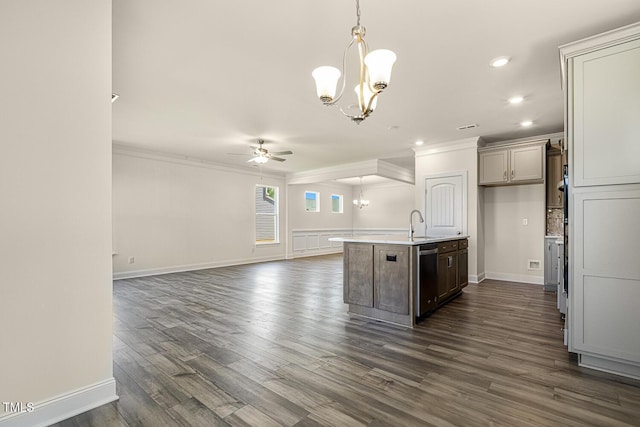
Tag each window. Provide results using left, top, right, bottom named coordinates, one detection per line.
left=331, top=194, right=343, bottom=213
left=305, top=191, right=320, bottom=212
left=255, top=185, right=278, bottom=244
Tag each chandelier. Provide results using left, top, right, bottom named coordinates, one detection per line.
left=353, top=177, right=369, bottom=209
left=312, top=0, right=396, bottom=124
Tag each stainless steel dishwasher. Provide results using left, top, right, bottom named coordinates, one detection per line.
left=416, top=244, right=438, bottom=317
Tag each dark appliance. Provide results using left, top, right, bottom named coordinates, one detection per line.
left=416, top=244, right=438, bottom=317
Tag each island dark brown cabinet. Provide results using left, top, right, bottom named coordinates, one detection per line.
left=338, top=235, right=469, bottom=327
left=437, top=240, right=459, bottom=302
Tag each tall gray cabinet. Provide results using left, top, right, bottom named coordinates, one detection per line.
left=560, top=22, right=640, bottom=379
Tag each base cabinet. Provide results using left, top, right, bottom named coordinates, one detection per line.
left=544, top=236, right=560, bottom=292
left=436, top=240, right=461, bottom=302
left=458, top=248, right=468, bottom=288
left=343, top=238, right=469, bottom=327
left=437, top=252, right=458, bottom=302
left=343, top=243, right=374, bottom=307
left=374, top=245, right=410, bottom=314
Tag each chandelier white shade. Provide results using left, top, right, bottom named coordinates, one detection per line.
left=312, top=0, right=396, bottom=124
left=353, top=193, right=369, bottom=209
left=353, top=177, right=369, bottom=209
left=364, top=49, right=396, bottom=89
left=312, top=66, right=342, bottom=102
left=354, top=84, right=377, bottom=111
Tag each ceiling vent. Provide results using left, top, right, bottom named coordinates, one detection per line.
left=457, top=123, right=478, bottom=131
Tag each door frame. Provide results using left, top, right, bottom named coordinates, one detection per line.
left=421, top=171, right=468, bottom=236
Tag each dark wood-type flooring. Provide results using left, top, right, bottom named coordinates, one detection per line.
left=53, top=254, right=640, bottom=426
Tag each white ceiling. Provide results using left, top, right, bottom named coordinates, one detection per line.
left=112, top=0, right=640, bottom=177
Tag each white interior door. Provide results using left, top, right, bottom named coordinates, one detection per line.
left=425, top=174, right=465, bottom=237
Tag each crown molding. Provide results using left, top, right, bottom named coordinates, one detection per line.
left=478, top=131, right=564, bottom=151
left=559, top=22, right=640, bottom=86
left=414, top=137, right=482, bottom=157
left=286, top=159, right=414, bottom=185
left=112, top=143, right=286, bottom=179
left=559, top=21, right=640, bottom=60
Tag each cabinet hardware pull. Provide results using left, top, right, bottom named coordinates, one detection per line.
left=503, top=171, right=507, bottom=181
left=447, top=256, right=453, bottom=268
left=511, top=170, right=515, bottom=178
left=386, top=254, right=397, bottom=262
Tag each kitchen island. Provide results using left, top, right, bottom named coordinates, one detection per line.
left=331, top=235, right=469, bottom=327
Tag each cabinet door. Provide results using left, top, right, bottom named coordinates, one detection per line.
left=546, top=153, right=563, bottom=208
left=572, top=38, right=640, bottom=187
left=437, top=252, right=458, bottom=301
left=458, top=249, right=468, bottom=288
left=344, top=243, right=373, bottom=307
left=510, top=144, right=544, bottom=182
left=374, top=245, right=410, bottom=314
left=447, top=252, right=459, bottom=294
left=437, top=253, right=449, bottom=301
left=479, top=150, right=508, bottom=185
left=544, top=237, right=554, bottom=286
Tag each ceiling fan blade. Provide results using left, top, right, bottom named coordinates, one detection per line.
left=270, top=156, right=286, bottom=162
left=271, top=150, right=293, bottom=155
left=247, top=157, right=259, bottom=163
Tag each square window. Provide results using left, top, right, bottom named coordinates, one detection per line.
left=305, top=191, right=320, bottom=212
left=331, top=194, right=343, bottom=213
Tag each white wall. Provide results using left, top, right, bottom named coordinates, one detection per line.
left=484, top=185, right=545, bottom=284
left=352, top=182, right=415, bottom=230
left=415, top=138, right=484, bottom=282
left=286, top=182, right=353, bottom=258
left=113, top=149, right=287, bottom=278
left=0, top=1, right=115, bottom=424
left=287, top=183, right=354, bottom=230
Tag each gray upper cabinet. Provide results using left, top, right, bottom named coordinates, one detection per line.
left=571, top=37, right=640, bottom=187
left=478, top=150, right=509, bottom=184
left=479, top=140, right=546, bottom=186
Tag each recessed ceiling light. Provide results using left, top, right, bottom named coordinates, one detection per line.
left=490, top=56, right=511, bottom=68
left=520, top=120, right=533, bottom=127
left=509, top=96, right=524, bottom=104
left=415, top=140, right=424, bottom=146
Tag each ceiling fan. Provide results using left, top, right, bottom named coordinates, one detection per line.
left=247, top=139, right=293, bottom=164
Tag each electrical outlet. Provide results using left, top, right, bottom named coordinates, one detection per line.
left=528, top=260, right=541, bottom=270
left=128, top=256, right=135, bottom=264
left=522, top=218, right=528, bottom=226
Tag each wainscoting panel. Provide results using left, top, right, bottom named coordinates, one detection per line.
left=289, top=228, right=405, bottom=259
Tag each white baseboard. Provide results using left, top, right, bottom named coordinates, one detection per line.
left=579, top=353, right=640, bottom=381
left=469, top=272, right=486, bottom=284
left=287, top=247, right=343, bottom=259
left=484, top=271, right=544, bottom=285
left=0, top=378, right=117, bottom=427
left=113, top=255, right=284, bottom=280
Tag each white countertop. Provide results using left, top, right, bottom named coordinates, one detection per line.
left=329, top=234, right=468, bottom=246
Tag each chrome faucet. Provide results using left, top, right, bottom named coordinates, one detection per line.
left=409, top=209, right=424, bottom=239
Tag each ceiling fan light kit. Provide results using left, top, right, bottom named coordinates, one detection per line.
left=246, top=139, right=293, bottom=164
left=312, top=0, right=396, bottom=124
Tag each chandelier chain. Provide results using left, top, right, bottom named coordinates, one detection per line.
left=355, top=0, right=361, bottom=26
